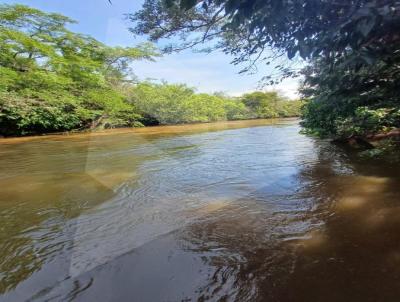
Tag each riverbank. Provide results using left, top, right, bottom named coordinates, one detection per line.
left=333, top=128, right=400, bottom=155
left=0, top=118, right=299, bottom=143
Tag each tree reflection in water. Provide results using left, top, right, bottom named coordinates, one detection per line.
left=176, top=143, right=400, bottom=301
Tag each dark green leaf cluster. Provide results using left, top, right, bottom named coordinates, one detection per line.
left=300, top=44, right=400, bottom=138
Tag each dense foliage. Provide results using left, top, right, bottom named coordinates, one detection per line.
left=131, top=0, right=400, bottom=139
left=0, top=4, right=301, bottom=137
left=0, top=4, right=158, bottom=136
left=133, top=83, right=302, bottom=124
left=241, top=91, right=302, bottom=119
left=300, top=45, right=400, bottom=138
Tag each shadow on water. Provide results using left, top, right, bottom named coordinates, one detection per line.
left=1, top=119, right=400, bottom=301
left=72, top=141, right=400, bottom=302
left=172, top=143, right=400, bottom=302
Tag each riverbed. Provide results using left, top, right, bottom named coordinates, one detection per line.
left=1, top=119, right=400, bottom=301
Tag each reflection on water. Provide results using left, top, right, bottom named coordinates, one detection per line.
left=1, top=119, right=400, bottom=301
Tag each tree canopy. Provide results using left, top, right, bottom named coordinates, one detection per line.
left=133, top=82, right=301, bottom=124
left=131, top=0, right=400, bottom=139
left=131, top=1, right=399, bottom=69
left=0, top=4, right=308, bottom=137
left=0, top=4, right=159, bottom=136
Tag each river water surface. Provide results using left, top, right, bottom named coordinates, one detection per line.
left=1, top=119, right=400, bottom=302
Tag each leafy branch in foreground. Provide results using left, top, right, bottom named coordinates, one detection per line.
left=130, top=0, right=400, bottom=141
left=130, top=1, right=399, bottom=77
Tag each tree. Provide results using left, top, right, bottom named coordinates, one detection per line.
left=300, top=54, right=400, bottom=137
left=131, top=1, right=399, bottom=72
left=133, top=82, right=229, bottom=124
left=0, top=4, right=158, bottom=136
left=241, top=91, right=302, bottom=119
left=0, top=4, right=305, bottom=136
left=130, top=0, right=400, bottom=138
left=131, top=82, right=300, bottom=124
left=241, top=92, right=280, bottom=118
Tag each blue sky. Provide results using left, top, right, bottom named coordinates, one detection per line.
left=2, top=0, right=300, bottom=98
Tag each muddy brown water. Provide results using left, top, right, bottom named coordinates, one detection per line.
left=1, top=119, right=400, bottom=302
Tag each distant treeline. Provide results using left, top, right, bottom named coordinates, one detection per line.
left=0, top=4, right=301, bottom=136
left=134, top=83, right=302, bottom=125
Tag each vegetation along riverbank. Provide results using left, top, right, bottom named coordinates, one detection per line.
left=1, top=2, right=399, bottom=159
left=0, top=4, right=301, bottom=137
left=130, top=0, right=400, bottom=157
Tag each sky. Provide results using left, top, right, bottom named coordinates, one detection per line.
left=2, top=0, right=301, bottom=98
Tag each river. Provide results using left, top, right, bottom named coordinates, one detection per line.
left=1, top=119, right=400, bottom=302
